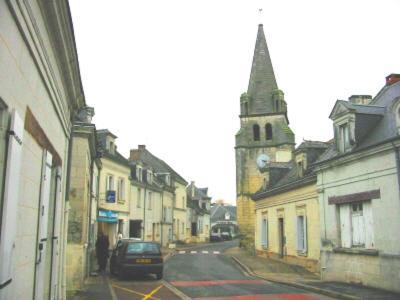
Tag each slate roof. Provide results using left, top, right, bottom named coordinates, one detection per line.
left=252, top=140, right=330, bottom=200
left=316, top=80, right=400, bottom=165
left=210, top=205, right=237, bottom=222
left=131, top=148, right=188, bottom=186
left=96, top=130, right=130, bottom=167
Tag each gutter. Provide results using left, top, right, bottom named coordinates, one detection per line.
left=252, top=175, right=316, bottom=200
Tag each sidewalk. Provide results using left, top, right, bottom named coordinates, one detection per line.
left=68, top=274, right=113, bottom=300
left=68, top=249, right=174, bottom=299
left=226, top=246, right=400, bottom=300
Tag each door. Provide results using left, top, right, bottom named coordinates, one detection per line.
left=278, top=218, right=285, bottom=258
left=34, top=150, right=53, bottom=300
left=50, top=167, right=62, bottom=300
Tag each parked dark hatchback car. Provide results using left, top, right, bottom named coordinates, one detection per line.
left=110, top=240, right=163, bottom=279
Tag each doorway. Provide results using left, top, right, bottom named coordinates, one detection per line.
left=129, top=220, right=142, bottom=238
left=278, top=218, right=285, bottom=258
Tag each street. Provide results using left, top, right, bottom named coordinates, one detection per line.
left=107, top=240, right=334, bottom=300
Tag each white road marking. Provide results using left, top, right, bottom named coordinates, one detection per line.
left=202, top=251, right=208, bottom=254
left=179, top=250, right=186, bottom=254
left=190, top=251, right=197, bottom=254
left=213, top=251, right=220, bottom=254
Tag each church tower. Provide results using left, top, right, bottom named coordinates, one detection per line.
left=235, top=24, right=295, bottom=249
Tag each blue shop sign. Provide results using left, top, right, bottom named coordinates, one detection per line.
left=106, top=190, right=116, bottom=203
left=98, top=209, right=118, bottom=223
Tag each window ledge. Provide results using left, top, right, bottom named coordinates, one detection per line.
left=297, top=250, right=308, bottom=257
left=333, top=247, right=379, bottom=256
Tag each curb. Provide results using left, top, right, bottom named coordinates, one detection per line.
left=162, top=280, right=192, bottom=300
left=230, top=255, right=360, bottom=300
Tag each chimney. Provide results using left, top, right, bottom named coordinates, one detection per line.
left=138, top=145, right=146, bottom=151
left=386, top=74, right=400, bottom=86
left=129, top=149, right=140, bottom=161
left=348, top=95, right=372, bottom=105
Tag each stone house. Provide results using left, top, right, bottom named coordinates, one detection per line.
left=252, top=141, right=329, bottom=273
left=66, top=107, right=101, bottom=294
left=235, top=24, right=295, bottom=251
left=97, top=129, right=131, bottom=248
left=129, top=145, right=188, bottom=245
left=0, top=1, right=86, bottom=299
left=314, top=74, right=400, bottom=292
left=186, top=182, right=211, bottom=242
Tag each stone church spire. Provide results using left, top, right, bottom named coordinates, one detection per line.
left=244, top=24, right=280, bottom=115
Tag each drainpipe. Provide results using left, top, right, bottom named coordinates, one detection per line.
left=391, top=142, right=400, bottom=193
left=160, top=188, right=164, bottom=247
left=143, top=186, right=147, bottom=240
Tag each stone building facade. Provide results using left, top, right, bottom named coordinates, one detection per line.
left=235, top=24, right=295, bottom=250
left=0, top=1, right=85, bottom=299
left=253, top=141, right=328, bottom=272
left=97, top=130, right=131, bottom=248
left=66, top=108, right=101, bottom=294
left=315, top=75, right=400, bottom=292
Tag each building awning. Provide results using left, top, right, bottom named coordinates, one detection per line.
left=328, top=189, right=380, bottom=205
left=98, top=209, right=118, bottom=223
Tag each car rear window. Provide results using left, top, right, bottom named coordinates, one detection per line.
left=126, top=242, right=161, bottom=255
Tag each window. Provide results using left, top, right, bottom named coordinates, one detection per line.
left=253, top=124, right=260, bottom=141
left=297, top=161, right=304, bottom=177
left=339, top=123, right=350, bottom=152
left=261, top=217, right=268, bottom=248
left=136, top=188, right=141, bottom=208
left=296, top=215, right=307, bottom=253
left=265, top=123, right=273, bottom=140
left=148, top=191, right=152, bottom=210
left=165, top=174, right=170, bottom=185
left=182, top=196, right=185, bottom=208
left=106, top=175, right=114, bottom=191
left=182, top=222, right=185, bottom=233
left=147, top=171, right=152, bottom=184
left=339, top=201, right=374, bottom=248
left=137, top=167, right=142, bottom=182
left=244, top=102, right=248, bottom=115
left=117, top=178, right=125, bottom=201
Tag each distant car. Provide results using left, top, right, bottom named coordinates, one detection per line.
left=221, top=232, right=232, bottom=240
left=110, top=240, right=163, bottom=279
left=210, top=232, right=222, bottom=242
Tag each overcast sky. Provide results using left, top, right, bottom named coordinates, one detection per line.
left=70, top=0, right=400, bottom=204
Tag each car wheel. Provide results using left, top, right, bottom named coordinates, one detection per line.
left=156, top=272, right=163, bottom=280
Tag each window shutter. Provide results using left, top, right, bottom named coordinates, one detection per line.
left=296, top=216, right=301, bottom=251
left=265, top=218, right=269, bottom=247
left=339, top=205, right=351, bottom=248
left=303, top=216, right=308, bottom=252
left=35, top=150, right=53, bottom=300
left=50, top=167, right=62, bottom=300
left=0, top=110, right=23, bottom=298
left=363, top=202, right=374, bottom=249
left=261, top=218, right=266, bottom=246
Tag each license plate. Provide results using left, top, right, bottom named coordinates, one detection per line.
left=136, top=258, right=151, bottom=264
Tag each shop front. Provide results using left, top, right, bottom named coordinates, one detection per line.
left=97, top=209, right=118, bottom=249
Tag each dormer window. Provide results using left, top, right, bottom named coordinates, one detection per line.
left=339, top=123, right=350, bottom=153
left=147, top=171, right=152, bottom=184
left=297, top=161, right=304, bottom=177
left=137, top=167, right=142, bottom=182
left=165, top=174, right=171, bottom=185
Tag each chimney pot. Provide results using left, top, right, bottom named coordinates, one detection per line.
left=386, top=74, right=400, bottom=86
left=138, top=145, right=146, bottom=150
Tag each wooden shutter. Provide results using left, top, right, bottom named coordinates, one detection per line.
left=0, top=110, right=23, bottom=298
left=50, top=167, right=62, bottom=299
left=340, top=205, right=352, bottom=248
left=303, top=216, right=308, bottom=252
left=261, top=218, right=266, bottom=246
left=35, top=150, right=53, bottom=300
left=364, top=201, right=374, bottom=249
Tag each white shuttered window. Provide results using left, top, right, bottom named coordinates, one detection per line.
left=296, top=215, right=307, bottom=253
left=0, top=110, right=23, bottom=299
left=261, top=217, right=268, bottom=247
